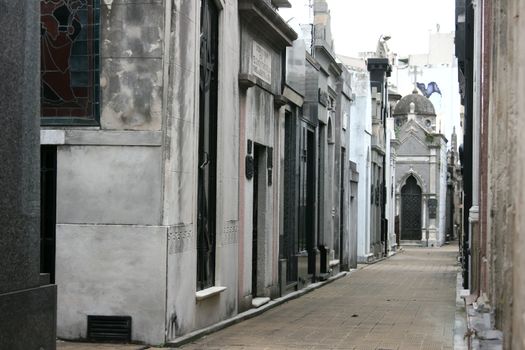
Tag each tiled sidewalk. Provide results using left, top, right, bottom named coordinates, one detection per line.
left=179, top=245, right=458, bottom=350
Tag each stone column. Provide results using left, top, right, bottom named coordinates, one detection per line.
left=0, top=1, right=57, bottom=349
left=469, top=0, right=482, bottom=293
left=422, top=195, right=428, bottom=246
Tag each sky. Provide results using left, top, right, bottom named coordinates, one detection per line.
left=279, top=0, right=461, bottom=142
left=279, top=0, right=456, bottom=57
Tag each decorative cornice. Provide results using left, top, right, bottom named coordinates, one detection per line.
left=371, top=144, right=385, bottom=156
left=239, top=0, right=298, bottom=47
left=305, top=52, right=320, bottom=69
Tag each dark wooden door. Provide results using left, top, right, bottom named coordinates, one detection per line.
left=401, top=176, right=422, bottom=240
left=252, top=145, right=264, bottom=297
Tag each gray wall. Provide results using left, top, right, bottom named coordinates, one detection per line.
left=0, top=1, right=57, bottom=349
left=484, top=1, right=525, bottom=346
left=48, top=0, right=242, bottom=344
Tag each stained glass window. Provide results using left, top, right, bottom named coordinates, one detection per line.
left=40, top=0, right=100, bottom=125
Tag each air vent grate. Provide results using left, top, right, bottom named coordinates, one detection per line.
left=87, top=315, right=132, bottom=342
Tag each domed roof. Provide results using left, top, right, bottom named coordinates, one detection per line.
left=393, top=90, right=436, bottom=116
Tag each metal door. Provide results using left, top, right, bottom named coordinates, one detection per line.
left=401, top=176, right=422, bottom=240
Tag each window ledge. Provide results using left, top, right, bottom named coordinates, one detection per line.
left=195, top=286, right=227, bottom=301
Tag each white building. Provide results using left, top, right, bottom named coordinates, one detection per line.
left=339, top=56, right=373, bottom=261
left=392, top=31, right=462, bottom=142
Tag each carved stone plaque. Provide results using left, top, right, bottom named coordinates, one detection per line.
left=252, top=41, right=272, bottom=84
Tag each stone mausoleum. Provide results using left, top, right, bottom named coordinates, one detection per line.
left=392, top=91, right=448, bottom=247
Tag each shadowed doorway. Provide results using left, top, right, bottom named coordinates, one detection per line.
left=401, top=176, right=422, bottom=241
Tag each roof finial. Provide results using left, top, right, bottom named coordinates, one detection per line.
left=409, top=102, right=416, bottom=114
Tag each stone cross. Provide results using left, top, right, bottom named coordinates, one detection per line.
left=409, top=66, right=423, bottom=91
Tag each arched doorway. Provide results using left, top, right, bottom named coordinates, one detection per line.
left=401, top=176, right=422, bottom=241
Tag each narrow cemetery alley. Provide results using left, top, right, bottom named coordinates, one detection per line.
left=176, top=245, right=457, bottom=350
left=7, top=0, right=525, bottom=349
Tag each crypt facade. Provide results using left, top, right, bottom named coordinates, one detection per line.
left=392, top=91, right=448, bottom=247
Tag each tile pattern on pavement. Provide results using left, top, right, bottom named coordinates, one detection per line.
left=178, top=245, right=458, bottom=350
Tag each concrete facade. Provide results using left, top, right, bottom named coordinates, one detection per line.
left=367, top=58, right=392, bottom=259
left=393, top=92, right=448, bottom=247
left=42, top=0, right=242, bottom=345
left=455, top=0, right=525, bottom=348
left=237, top=0, right=297, bottom=310
left=311, top=0, right=346, bottom=277
left=278, top=0, right=356, bottom=293
left=339, top=56, right=373, bottom=263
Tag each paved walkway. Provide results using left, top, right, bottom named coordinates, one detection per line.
left=178, top=245, right=458, bottom=350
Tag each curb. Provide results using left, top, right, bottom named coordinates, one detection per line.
left=453, top=271, right=468, bottom=350
left=360, top=248, right=401, bottom=265
left=158, top=271, right=350, bottom=348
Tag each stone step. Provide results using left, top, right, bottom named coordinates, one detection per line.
left=252, top=297, right=270, bottom=308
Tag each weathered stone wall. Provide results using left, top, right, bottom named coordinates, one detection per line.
left=485, top=0, right=524, bottom=348
left=53, top=1, right=169, bottom=343
left=101, top=1, right=164, bottom=130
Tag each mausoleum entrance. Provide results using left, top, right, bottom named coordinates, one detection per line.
left=401, top=176, right=422, bottom=241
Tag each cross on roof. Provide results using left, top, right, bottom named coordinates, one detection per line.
left=409, top=66, right=423, bottom=91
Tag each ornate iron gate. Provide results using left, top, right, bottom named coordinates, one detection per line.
left=401, top=176, right=422, bottom=241
left=197, top=0, right=218, bottom=291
